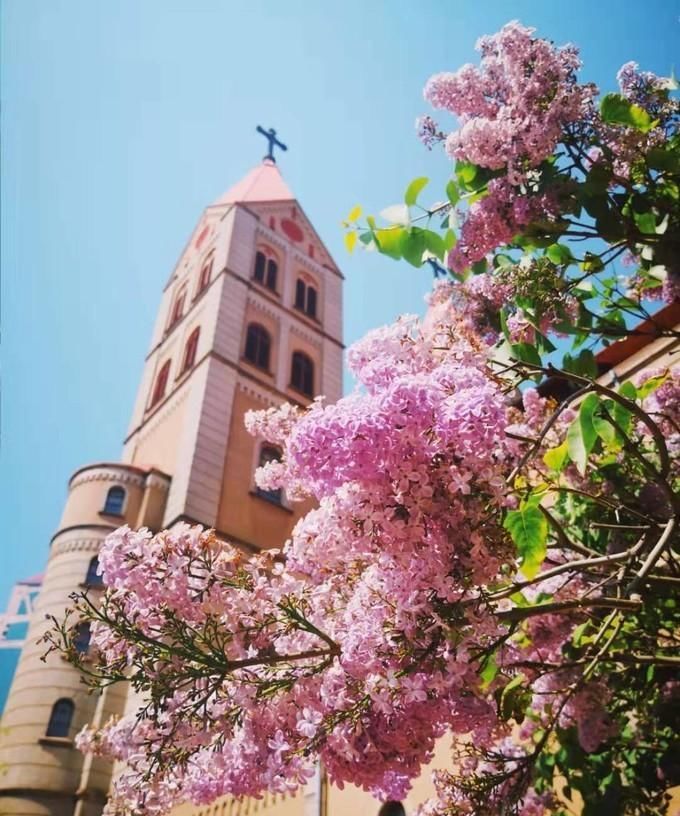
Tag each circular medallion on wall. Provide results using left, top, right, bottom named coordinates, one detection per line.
left=280, top=218, right=304, bottom=243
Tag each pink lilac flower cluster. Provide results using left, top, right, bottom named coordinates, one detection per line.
left=79, top=309, right=572, bottom=814
left=423, top=22, right=596, bottom=183
left=448, top=178, right=561, bottom=272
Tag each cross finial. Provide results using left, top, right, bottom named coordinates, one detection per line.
left=256, top=125, right=287, bottom=163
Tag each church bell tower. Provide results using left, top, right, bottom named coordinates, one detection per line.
left=0, top=134, right=344, bottom=816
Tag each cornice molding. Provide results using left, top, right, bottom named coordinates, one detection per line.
left=70, top=467, right=146, bottom=491
left=50, top=537, right=106, bottom=558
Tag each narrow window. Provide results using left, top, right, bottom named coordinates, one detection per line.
left=198, top=256, right=213, bottom=294
left=306, top=286, right=317, bottom=319
left=266, top=258, right=278, bottom=292
left=254, top=251, right=266, bottom=284
left=169, top=287, right=186, bottom=328
left=74, top=622, right=91, bottom=655
left=291, top=351, right=314, bottom=397
left=103, top=485, right=126, bottom=515
left=256, top=445, right=283, bottom=504
left=150, top=360, right=171, bottom=407
left=46, top=698, right=74, bottom=738
left=181, top=327, right=200, bottom=375
left=295, top=278, right=306, bottom=310
left=244, top=324, right=271, bottom=370
left=85, top=556, right=103, bottom=587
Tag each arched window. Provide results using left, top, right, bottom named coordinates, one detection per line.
left=197, top=255, right=213, bottom=294
left=244, top=324, right=271, bottom=370
left=254, top=251, right=266, bottom=284
left=46, top=698, right=74, bottom=738
left=253, top=248, right=278, bottom=293
left=291, top=351, right=314, bottom=397
left=306, top=286, right=317, bottom=319
left=181, top=327, right=200, bottom=375
left=378, top=803, right=406, bottom=816
left=168, top=286, right=187, bottom=329
left=256, top=445, right=283, bottom=505
left=295, top=278, right=306, bottom=310
left=85, top=556, right=103, bottom=587
left=294, top=278, right=318, bottom=319
left=266, top=258, right=278, bottom=292
left=150, top=359, right=171, bottom=407
left=73, top=622, right=91, bottom=654
left=102, top=485, right=126, bottom=515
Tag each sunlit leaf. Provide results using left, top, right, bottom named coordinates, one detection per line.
left=347, top=205, right=362, bottom=223
left=344, top=231, right=357, bottom=254
left=404, top=177, right=429, bottom=207
left=504, top=503, right=548, bottom=579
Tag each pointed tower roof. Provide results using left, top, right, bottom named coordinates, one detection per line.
left=212, top=159, right=295, bottom=206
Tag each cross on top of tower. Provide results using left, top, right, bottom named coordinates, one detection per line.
left=256, top=125, right=287, bottom=163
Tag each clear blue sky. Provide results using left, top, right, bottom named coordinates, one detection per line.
left=1, top=0, right=678, bottom=604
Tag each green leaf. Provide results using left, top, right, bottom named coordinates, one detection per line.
left=546, top=244, right=573, bottom=265
left=423, top=229, right=445, bottom=260
left=498, top=674, right=530, bottom=723
left=374, top=227, right=405, bottom=260
left=344, top=231, right=357, bottom=254
left=504, top=504, right=548, bottom=578
left=544, top=441, right=569, bottom=472
left=480, top=652, right=498, bottom=689
left=443, top=229, right=457, bottom=250
left=637, top=370, right=669, bottom=399
left=566, top=394, right=600, bottom=475
left=647, top=147, right=680, bottom=174
left=600, top=92, right=653, bottom=132
left=446, top=179, right=460, bottom=206
left=634, top=210, right=657, bottom=235
left=592, top=405, right=619, bottom=448
left=456, top=160, right=478, bottom=187
left=580, top=252, right=605, bottom=274
left=562, top=349, right=598, bottom=379
left=510, top=342, right=542, bottom=367
left=404, top=177, right=429, bottom=207
left=347, top=205, right=362, bottom=223
left=400, top=228, right=427, bottom=267
left=571, top=621, right=591, bottom=647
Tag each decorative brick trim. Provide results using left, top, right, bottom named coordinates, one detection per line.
left=50, top=538, right=106, bottom=558
left=289, top=322, right=323, bottom=350
left=70, top=467, right=146, bottom=491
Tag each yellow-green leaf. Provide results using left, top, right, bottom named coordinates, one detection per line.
left=404, top=177, right=429, bottom=207
left=543, top=441, right=569, bottom=472
left=347, top=205, right=362, bottom=223
left=344, top=231, right=358, bottom=254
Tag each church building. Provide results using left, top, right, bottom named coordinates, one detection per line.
left=0, top=133, right=345, bottom=816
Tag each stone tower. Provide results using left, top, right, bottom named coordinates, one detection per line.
left=0, top=153, right=344, bottom=816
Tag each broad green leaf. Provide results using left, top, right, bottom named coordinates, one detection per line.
left=592, top=406, right=619, bottom=448
left=374, top=227, right=405, bottom=259
left=647, top=147, right=680, bottom=173
left=471, top=258, right=488, bottom=275
left=400, top=228, right=427, bottom=267
left=634, top=210, right=657, bottom=235
left=380, top=204, right=410, bottom=225
left=446, top=179, right=460, bottom=206
left=456, top=160, right=478, bottom=186
left=358, top=231, right=374, bottom=246
left=504, top=504, right=548, bottom=578
left=611, top=382, right=636, bottom=439
left=571, top=621, right=591, bottom=647
left=546, top=243, right=573, bottom=265
left=562, top=349, right=598, bottom=379
left=510, top=342, right=542, bottom=367
left=344, top=231, right=357, bottom=254
left=600, top=92, right=653, bottom=132
left=544, top=441, right=569, bottom=472
left=566, top=393, right=600, bottom=475
left=423, top=229, right=445, bottom=260
left=347, top=205, right=362, bottom=223
left=404, top=177, right=429, bottom=207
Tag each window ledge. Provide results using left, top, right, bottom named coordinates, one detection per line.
left=39, top=736, right=74, bottom=748
left=98, top=511, right=124, bottom=520
left=251, top=278, right=280, bottom=296
left=240, top=358, right=274, bottom=377
left=288, top=384, right=314, bottom=400
left=293, top=305, right=321, bottom=325
left=250, top=490, right=293, bottom=513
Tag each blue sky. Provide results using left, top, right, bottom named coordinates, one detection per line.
left=1, top=0, right=678, bottom=605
